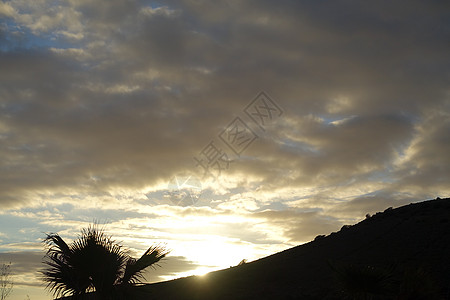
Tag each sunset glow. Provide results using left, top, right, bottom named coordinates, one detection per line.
left=0, top=1, right=449, bottom=299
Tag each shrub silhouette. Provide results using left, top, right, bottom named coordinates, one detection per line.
left=1, top=262, right=13, bottom=300
left=41, top=225, right=169, bottom=299
left=237, top=259, right=247, bottom=266
left=397, top=267, right=441, bottom=300
left=330, top=262, right=397, bottom=299
left=329, top=261, right=442, bottom=300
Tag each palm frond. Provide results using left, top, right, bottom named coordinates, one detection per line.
left=41, top=233, right=92, bottom=298
left=121, top=244, right=170, bottom=285
left=69, top=225, right=129, bottom=290
left=44, top=233, right=71, bottom=258
left=41, top=225, right=169, bottom=298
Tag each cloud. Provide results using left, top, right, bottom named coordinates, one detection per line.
left=252, top=209, right=342, bottom=243
left=392, top=102, right=450, bottom=194
left=1, top=1, right=448, bottom=209
left=0, top=2, right=449, bottom=297
left=332, top=191, right=418, bottom=219
left=0, top=250, right=202, bottom=288
left=141, top=255, right=204, bottom=282
left=0, top=2, right=16, bottom=18
left=0, top=251, right=44, bottom=287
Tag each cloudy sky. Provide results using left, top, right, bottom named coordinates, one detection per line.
left=0, top=0, right=449, bottom=299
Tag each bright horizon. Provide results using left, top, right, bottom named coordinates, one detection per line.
left=1, top=1, right=449, bottom=299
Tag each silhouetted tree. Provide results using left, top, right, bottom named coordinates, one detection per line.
left=237, top=259, right=247, bottom=266
left=0, top=262, right=13, bottom=300
left=41, top=225, right=169, bottom=299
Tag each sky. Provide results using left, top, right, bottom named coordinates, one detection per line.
left=0, top=0, right=449, bottom=299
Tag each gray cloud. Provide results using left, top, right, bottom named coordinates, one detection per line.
left=0, top=3, right=449, bottom=294
left=0, top=250, right=201, bottom=287
left=0, top=251, right=44, bottom=287
left=253, top=209, right=342, bottom=243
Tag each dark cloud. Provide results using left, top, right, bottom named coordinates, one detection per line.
left=0, top=251, right=44, bottom=287
left=392, top=104, right=450, bottom=193
left=332, top=191, right=418, bottom=218
left=253, top=209, right=342, bottom=243
left=0, top=2, right=449, bottom=295
left=0, top=250, right=200, bottom=287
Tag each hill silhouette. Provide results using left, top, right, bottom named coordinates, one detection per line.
left=57, top=198, right=450, bottom=299
left=131, top=197, right=450, bottom=299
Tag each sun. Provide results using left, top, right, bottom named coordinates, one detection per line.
left=171, top=266, right=218, bottom=280
left=191, top=266, right=216, bottom=277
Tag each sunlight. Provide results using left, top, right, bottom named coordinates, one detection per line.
left=181, top=266, right=217, bottom=278
left=170, top=236, right=254, bottom=269
left=159, top=266, right=219, bottom=282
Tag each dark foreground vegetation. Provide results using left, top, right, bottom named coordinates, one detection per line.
left=58, top=197, right=450, bottom=299
left=43, top=225, right=169, bottom=300
left=137, top=197, right=450, bottom=300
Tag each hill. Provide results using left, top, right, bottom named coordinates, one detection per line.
left=133, top=197, right=450, bottom=299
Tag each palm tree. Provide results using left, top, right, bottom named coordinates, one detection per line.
left=41, top=225, right=169, bottom=299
